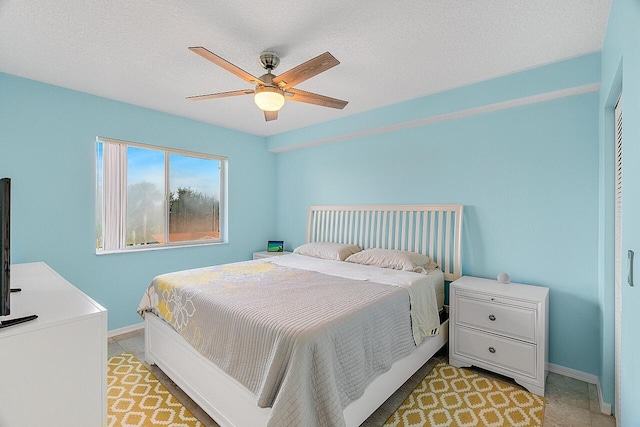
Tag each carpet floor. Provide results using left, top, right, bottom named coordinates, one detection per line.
left=107, top=353, right=203, bottom=427
left=383, top=363, right=545, bottom=427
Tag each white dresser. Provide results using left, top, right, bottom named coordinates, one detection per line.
left=449, top=275, right=549, bottom=396
left=0, top=262, right=107, bottom=426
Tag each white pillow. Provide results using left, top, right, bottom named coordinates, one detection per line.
left=293, top=242, right=362, bottom=261
left=345, top=248, right=432, bottom=273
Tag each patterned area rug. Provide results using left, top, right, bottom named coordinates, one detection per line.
left=107, top=353, right=203, bottom=427
left=384, top=363, right=545, bottom=427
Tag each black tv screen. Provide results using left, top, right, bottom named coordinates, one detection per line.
left=0, top=177, right=10, bottom=316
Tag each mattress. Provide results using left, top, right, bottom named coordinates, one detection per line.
left=271, top=253, right=445, bottom=312
left=138, top=254, right=444, bottom=427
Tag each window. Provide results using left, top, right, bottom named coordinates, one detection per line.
left=95, top=137, right=226, bottom=252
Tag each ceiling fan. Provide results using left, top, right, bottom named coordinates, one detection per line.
left=186, top=47, right=348, bottom=121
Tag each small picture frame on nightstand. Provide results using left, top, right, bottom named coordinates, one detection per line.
left=267, top=240, right=284, bottom=252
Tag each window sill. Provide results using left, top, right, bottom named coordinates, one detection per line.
left=96, top=240, right=228, bottom=255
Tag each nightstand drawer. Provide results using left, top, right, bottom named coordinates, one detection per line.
left=454, top=326, right=537, bottom=378
left=456, top=295, right=536, bottom=342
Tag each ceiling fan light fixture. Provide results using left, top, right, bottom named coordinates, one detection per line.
left=254, top=86, right=285, bottom=111
left=187, top=47, right=347, bottom=121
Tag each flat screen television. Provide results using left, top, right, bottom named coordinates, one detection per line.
left=0, top=178, right=36, bottom=327
left=1, top=177, right=10, bottom=316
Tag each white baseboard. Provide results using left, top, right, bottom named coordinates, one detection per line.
left=547, top=363, right=612, bottom=415
left=107, top=322, right=144, bottom=338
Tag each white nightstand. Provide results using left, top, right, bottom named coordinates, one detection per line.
left=252, top=250, right=292, bottom=260
left=449, top=276, right=549, bottom=396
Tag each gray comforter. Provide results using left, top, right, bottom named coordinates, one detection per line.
left=138, top=260, right=428, bottom=427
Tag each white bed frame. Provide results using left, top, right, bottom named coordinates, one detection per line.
left=145, top=204, right=463, bottom=427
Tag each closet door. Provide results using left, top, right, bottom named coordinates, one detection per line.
left=614, top=95, right=622, bottom=426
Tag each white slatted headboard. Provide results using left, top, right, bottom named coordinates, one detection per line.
left=307, top=204, right=463, bottom=281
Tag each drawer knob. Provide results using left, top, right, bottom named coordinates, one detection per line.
left=489, top=314, right=496, bottom=321
left=489, top=347, right=496, bottom=354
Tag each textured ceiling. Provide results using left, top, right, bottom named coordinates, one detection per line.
left=0, top=0, right=611, bottom=137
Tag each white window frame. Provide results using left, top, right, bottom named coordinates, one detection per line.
left=95, top=137, right=227, bottom=254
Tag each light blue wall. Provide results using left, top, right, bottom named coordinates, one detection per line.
left=267, top=53, right=600, bottom=152
left=600, top=0, right=640, bottom=420
left=0, top=73, right=276, bottom=330
left=272, top=57, right=601, bottom=376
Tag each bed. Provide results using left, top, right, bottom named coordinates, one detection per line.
left=140, top=204, right=463, bottom=427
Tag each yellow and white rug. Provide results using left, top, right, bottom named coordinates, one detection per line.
left=107, top=353, right=203, bottom=427
left=384, top=363, right=545, bottom=427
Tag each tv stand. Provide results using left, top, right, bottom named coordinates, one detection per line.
left=0, top=262, right=107, bottom=426
left=0, top=314, right=37, bottom=328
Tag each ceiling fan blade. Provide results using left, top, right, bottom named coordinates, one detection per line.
left=189, top=47, right=261, bottom=85
left=272, top=52, right=339, bottom=88
left=186, top=89, right=254, bottom=101
left=264, top=110, right=278, bottom=121
left=285, top=88, right=348, bottom=109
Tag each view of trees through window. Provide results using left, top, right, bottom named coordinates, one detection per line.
left=168, top=187, right=220, bottom=243
left=96, top=139, right=224, bottom=251
left=125, top=185, right=220, bottom=246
